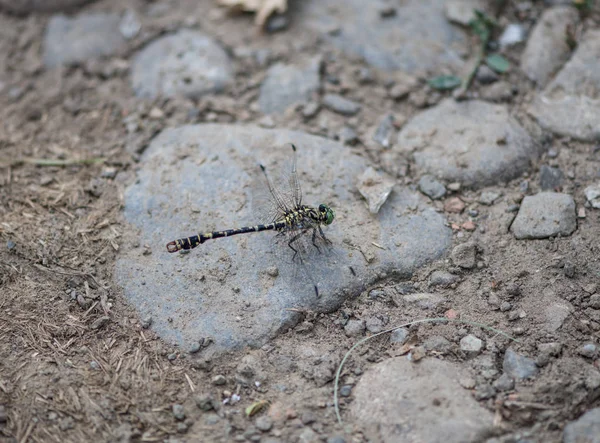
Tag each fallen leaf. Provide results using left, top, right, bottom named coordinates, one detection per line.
left=218, top=0, right=287, bottom=28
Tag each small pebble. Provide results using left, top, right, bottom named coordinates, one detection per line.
left=255, top=415, right=273, bottom=431
left=339, top=385, right=353, bottom=397
left=444, top=197, right=465, bottom=213
left=90, top=361, right=100, bottom=370
left=418, top=175, right=446, bottom=200
left=493, top=373, right=515, bottom=392
left=302, top=102, right=320, bottom=119
left=212, top=375, right=227, bottom=386
left=479, top=191, right=501, bottom=205
left=266, top=14, right=289, bottom=33
left=460, top=334, right=483, bottom=357
left=172, top=404, right=185, bottom=420
left=90, top=316, right=110, bottom=330
left=344, top=319, right=365, bottom=337
left=188, top=342, right=202, bottom=354
left=195, top=394, right=215, bottom=411
left=579, top=344, right=597, bottom=359
left=141, top=316, right=152, bottom=329
left=390, top=328, right=409, bottom=344
left=564, top=261, right=576, bottom=278
left=322, top=94, right=361, bottom=115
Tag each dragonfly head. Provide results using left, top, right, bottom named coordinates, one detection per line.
left=318, top=204, right=335, bottom=225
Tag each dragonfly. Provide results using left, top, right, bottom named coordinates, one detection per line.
left=166, top=144, right=335, bottom=296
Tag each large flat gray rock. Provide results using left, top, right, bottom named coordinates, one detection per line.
left=115, top=125, right=451, bottom=353
left=351, top=357, right=495, bottom=442
left=131, top=30, right=233, bottom=99
left=520, top=6, right=579, bottom=86
left=1, top=0, right=94, bottom=14
left=43, top=13, right=126, bottom=67
left=294, top=0, right=467, bottom=74
left=563, top=408, right=600, bottom=443
left=528, top=30, right=600, bottom=141
left=258, top=57, right=321, bottom=114
left=396, top=99, right=539, bottom=188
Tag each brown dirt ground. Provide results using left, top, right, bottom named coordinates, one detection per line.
left=1, top=1, right=600, bottom=442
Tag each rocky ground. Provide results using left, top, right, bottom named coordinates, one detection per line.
left=1, top=0, right=600, bottom=442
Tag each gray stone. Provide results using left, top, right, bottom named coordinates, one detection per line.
left=563, top=408, right=600, bottom=443
left=356, top=167, right=394, bottom=214
left=258, top=57, right=321, bottom=114
left=195, top=394, right=215, bottom=411
left=372, top=114, right=396, bottom=148
left=322, top=94, right=361, bottom=115
left=537, top=342, right=562, bottom=357
left=520, top=6, right=579, bottom=86
left=119, top=9, right=141, bottom=40
left=302, top=102, right=320, bottom=119
left=351, top=358, right=495, bottom=442
left=511, top=192, right=576, bottom=239
left=499, top=23, right=526, bottom=48
left=528, top=30, right=600, bottom=141
left=43, top=13, right=126, bottom=67
left=298, top=0, right=466, bottom=73
left=418, top=175, right=446, bottom=200
left=480, top=81, right=514, bottom=102
left=344, top=320, right=366, bottom=337
left=544, top=302, right=572, bottom=332
left=2, top=0, right=94, bottom=14
left=424, top=335, right=453, bottom=354
left=115, top=125, right=451, bottom=353
left=539, top=165, right=563, bottom=191
left=402, top=293, right=446, bottom=310
left=339, top=385, right=353, bottom=397
left=396, top=99, right=538, bottom=188
left=444, top=0, right=488, bottom=26
left=584, top=184, right=600, bottom=209
left=172, top=404, right=185, bottom=421
left=579, top=344, right=598, bottom=359
left=365, top=316, right=385, bottom=334
left=131, top=30, right=232, bottom=99
left=589, top=294, right=600, bottom=309
left=502, top=348, right=538, bottom=380
left=460, top=334, right=483, bottom=357
left=429, top=270, right=458, bottom=287
left=255, top=416, right=273, bottom=432
left=90, top=316, right=109, bottom=330
left=390, top=328, right=409, bottom=344
left=476, top=65, right=499, bottom=84
left=479, top=191, right=501, bottom=206
left=493, top=373, right=515, bottom=391
left=451, top=242, right=477, bottom=269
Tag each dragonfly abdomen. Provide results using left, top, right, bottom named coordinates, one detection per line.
left=166, top=221, right=287, bottom=253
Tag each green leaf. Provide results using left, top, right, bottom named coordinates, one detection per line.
left=468, top=9, right=497, bottom=43
left=486, top=54, right=510, bottom=73
left=427, top=75, right=462, bottom=91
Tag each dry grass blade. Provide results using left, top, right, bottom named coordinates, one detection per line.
left=218, top=0, right=287, bottom=28
left=0, top=157, right=105, bottom=168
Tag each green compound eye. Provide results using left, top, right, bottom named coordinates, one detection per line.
left=319, top=204, right=335, bottom=225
